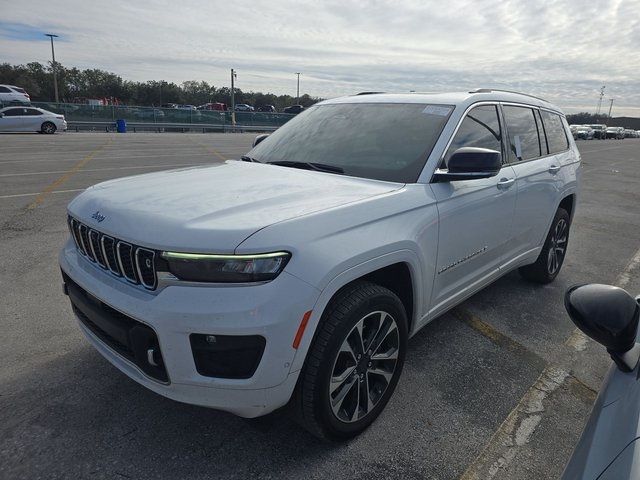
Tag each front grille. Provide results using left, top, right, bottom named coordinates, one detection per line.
left=68, top=215, right=157, bottom=290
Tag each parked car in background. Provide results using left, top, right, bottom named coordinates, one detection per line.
left=257, top=105, right=276, bottom=112
left=134, top=108, right=165, bottom=120
left=0, top=106, right=66, bottom=133
left=589, top=124, right=607, bottom=139
left=575, top=126, right=594, bottom=140
left=283, top=104, right=305, bottom=114
left=234, top=103, right=254, bottom=112
left=176, top=104, right=197, bottom=110
left=623, top=129, right=638, bottom=138
left=198, top=102, right=227, bottom=111
left=160, top=103, right=178, bottom=109
left=0, top=84, right=30, bottom=105
left=606, top=126, right=625, bottom=139
left=60, top=90, right=580, bottom=440
left=562, top=284, right=640, bottom=479
left=569, top=124, right=579, bottom=140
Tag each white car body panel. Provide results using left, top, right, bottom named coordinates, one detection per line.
left=0, top=106, right=66, bottom=133
left=59, top=91, right=581, bottom=417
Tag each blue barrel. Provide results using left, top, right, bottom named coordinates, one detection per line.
left=116, top=119, right=127, bottom=133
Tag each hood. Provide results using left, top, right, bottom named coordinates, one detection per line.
left=68, top=160, right=401, bottom=252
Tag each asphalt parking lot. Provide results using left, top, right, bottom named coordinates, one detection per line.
left=1, top=133, right=639, bottom=480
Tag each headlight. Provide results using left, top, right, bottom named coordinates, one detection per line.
left=160, top=251, right=291, bottom=283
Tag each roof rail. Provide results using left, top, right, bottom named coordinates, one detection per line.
left=468, top=88, right=549, bottom=103
left=355, top=91, right=385, bottom=96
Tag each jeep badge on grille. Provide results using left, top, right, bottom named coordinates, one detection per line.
left=91, top=211, right=106, bottom=223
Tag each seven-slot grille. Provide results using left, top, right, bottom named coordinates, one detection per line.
left=68, top=215, right=157, bottom=290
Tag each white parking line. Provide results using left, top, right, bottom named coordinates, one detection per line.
left=0, top=163, right=207, bottom=177
left=459, top=367, right=570, bottom=480
left=0, top=188, right=85, bottom=199
left=0, top=152, right=214, bottom=165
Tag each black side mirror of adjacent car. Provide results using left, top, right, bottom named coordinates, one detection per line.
left=253, top=134, right=269, bottom=148
left=565, top=284, right=640, bottom=372
left=432, top=147, right=502, bottom=182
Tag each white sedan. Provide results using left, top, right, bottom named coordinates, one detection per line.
left=0, top=106, right=67, bottom=134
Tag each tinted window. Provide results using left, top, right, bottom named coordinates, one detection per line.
left=540, top=111, right=569, bottom=154
left=0, top=86, right=11, bottom=93
left=444, top=105, right=502, bottom=166
left=11, top=87, right=26, bottom=93
left=25, top=109, right=42, bottom=116
left=2, top=108, right=24, bottom=116
left=503, top=106, right=541, bottom=161
left=249, top=103, right=454, bottom=183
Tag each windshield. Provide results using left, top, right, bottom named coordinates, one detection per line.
left=248, top=102, right=454, bottom=183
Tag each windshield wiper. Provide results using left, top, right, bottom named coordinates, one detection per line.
left=267, top=160, right=344, bottom=174
left=241, top=155, right=261, bottom=163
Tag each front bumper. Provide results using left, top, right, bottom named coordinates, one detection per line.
left=59, top=239, right=320, bottom=417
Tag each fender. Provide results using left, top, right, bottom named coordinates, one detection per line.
left=287, top=248, right=423, bottom=374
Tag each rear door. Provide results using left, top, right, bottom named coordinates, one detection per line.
left=501, top=104, right=559, bottom=265
left=0, top=107, right=27, bottom=131
left=22, top=108, right=45, bottom=131
left=429, top=104, right=517, bottom=313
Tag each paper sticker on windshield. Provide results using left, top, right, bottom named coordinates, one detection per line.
left=423, top=105, right=453, bottom=116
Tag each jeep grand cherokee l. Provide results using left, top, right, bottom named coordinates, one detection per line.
left=60, top=90, right=581, bottom=439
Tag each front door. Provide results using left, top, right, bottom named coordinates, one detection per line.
left=0, top=107, right=27, bottom=132
left=429, top=104, right=517, bottom=315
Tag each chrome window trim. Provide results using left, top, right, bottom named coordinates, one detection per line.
left=430, top=101, right=504, bottom=182
left=100, top=235, right=121, bottom=276
left=89, top=229, right=107, bottom=269
left=116, top=241, right=138, bottom=284
left=135, top=248, right=157, bottom=290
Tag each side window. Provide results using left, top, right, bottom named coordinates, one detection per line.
left=540, top=111, right=569, bottom=153
left=2, top=108, right=24, bottom=117
left=535, top=110, right=549, bottom=155
left=0, top=86, right=11, bottom=93
left=443, top=105, right=502, bottom=166
left=25, top=109, right=42, bottom=116
left=503, top=106, right=541, bottom=162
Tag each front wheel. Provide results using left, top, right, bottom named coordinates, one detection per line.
left=293, top=281, right=408, bottom=440
left=519, top=207, right=570, bottom=284
left=41, top=122, right=57, bottom=134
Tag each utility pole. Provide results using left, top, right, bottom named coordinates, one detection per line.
left=295, top=72, right=301, bottom=105
left=596, top=85, right=605, bottom=115
left=608, top=98, right=614, bottom=118
left=230, top=69, right=237, bottom=127
left=45, top=34, right=60, bottom=103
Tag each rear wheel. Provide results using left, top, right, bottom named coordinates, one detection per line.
left=41, top=122, right=56, bottom=134
left=519, top=207, right=570, bottom=284
left=293, top=281, right=407, bottom=440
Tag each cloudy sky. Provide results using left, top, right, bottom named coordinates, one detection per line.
left=2, top=0, right=640, bottom=115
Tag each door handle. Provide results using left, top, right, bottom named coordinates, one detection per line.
left=548, top=165, right=561, bottom=174
left=497, top=177, right=515, bottom=190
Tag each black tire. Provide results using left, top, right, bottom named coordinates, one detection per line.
left=519, top=207, right=570, bottom=284
left=293, top=281, right=408, bottom=440
left=41, top=122, right=56, bottom=134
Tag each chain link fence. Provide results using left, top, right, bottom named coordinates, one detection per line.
left=19, top=102, right=296, bottom=128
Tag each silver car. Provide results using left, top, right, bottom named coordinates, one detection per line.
left=0, top=106, right=67, bottom=134
left=563, top=284, right=640, bottom=479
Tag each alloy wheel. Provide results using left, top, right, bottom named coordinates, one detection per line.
left=547, top=218, right=568, bottom=275
left=329, top=310, right=400, bottom=423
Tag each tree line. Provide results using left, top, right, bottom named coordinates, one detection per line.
left=0, top=62, right=322, bottom=110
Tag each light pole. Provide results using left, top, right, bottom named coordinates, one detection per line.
left=608, top=98, right=614, bottom=118
left=44, top=34, right=60, bottom=103
left=295, top=72, right=301, bottom=105
left=230, top=69, right=237, bottom=127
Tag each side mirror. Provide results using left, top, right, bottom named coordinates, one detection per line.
left=433, top=147, right=502, bottom=182
left=565, top=284, right=640, bottom=372
left=253, top=134, right=269, bottom=147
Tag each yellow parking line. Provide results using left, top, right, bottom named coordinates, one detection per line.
left=187, top=136, right=228, bottom=162
left=26, top=137, right=113, bottom=210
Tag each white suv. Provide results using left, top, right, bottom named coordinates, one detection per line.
left=59, top=90, right=581, bottom=439
left=0, top=84, right=30, bottom=105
